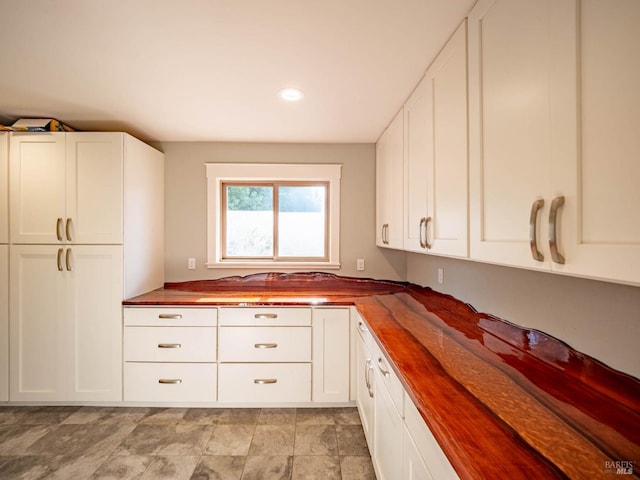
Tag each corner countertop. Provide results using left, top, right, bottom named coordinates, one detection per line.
left=124, top=272, right=640, bottom=479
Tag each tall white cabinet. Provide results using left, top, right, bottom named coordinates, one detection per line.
left=403, top=21, right=468, bottom=257
left=0, top=132, right=8, bottom=401
left=468, top=0, right=640, bottom=285
left=9, top=132, right=164, bottom=402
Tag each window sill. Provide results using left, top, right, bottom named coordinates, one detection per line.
left=206, top=261, right=341, bottom=270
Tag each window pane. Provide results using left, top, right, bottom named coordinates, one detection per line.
left=278, top=185, right=326, bottom=257
left=225, top=186, right=273, bottom=257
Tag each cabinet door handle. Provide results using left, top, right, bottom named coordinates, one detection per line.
left=254, top=313, right=277, bottom=319
left=65, top=248, right=72, bottom=271
left=419, top=217, right=426, bottom=248
left=529, top=199, right=545, bottom=262
left=366, top=360, right=374, bottom=398
left=158, top=314, right=182, bottom=319
left=549, top=196, right=566, bottom=265
left=255, top=343, right=278, bottom=349
left=158, top=343, right=182, bottom=349
left=158, top=379, right=182, bottom=384
left=424, top=216, right=432, bottom=249
left=65, top=218, right=72, bottom=242
left=384, top=224, right=390, bottom=244
left=377, top=357, right=390, bottom=377
left=56, top=218, right=63, bottom=242
left=254, top=378, right=278, bottom=384
left=56, top=248, right=64, bottom=271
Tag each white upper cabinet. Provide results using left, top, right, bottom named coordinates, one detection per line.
left=556, top=0, right=640, bottom=284
left=469, top=0, right=640, bottom=285
left=403, top=21, right=468, bottom=257
left=376, top=111, right=404, bottom=249
left=10, top=132, right=123, bottom=245
left=0, top=132, right=8, bottom=244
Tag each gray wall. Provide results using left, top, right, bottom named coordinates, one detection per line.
left=162, top=142, right=406, bottom=283
left=406, top=253, right=640, bottom=378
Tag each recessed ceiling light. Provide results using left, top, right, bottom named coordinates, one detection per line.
left=279, top=88, right=304, bottom=101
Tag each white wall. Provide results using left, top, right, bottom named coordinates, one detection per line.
left=162, top=142, right=406, bottom=282
left=407, top=253, right=640, bottom=378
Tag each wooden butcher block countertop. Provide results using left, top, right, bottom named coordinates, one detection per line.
left=124, top=272, right=640, bottom=479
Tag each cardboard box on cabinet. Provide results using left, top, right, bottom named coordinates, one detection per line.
left=11, top=118, right=75, bottom=132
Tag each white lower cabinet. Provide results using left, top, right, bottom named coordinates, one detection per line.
left=312, top=308, right=350, bottom=403
left=123, top=307, right=218, bottom=403
left=402, top=425, right=432, bottom=480
left=10, top=245, right=123, bottom=402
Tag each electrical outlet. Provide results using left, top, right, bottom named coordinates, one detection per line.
left=437, top=268, right=444, bottom=284
left=356, top=258, right=365, bottom=271
left=188, top=257, right=196, bottom=270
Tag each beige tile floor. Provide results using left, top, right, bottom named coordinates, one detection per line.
left=0, top=406, right=376, bottom=480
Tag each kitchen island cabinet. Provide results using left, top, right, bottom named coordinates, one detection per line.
left=125, top=273, right=640, bottom=480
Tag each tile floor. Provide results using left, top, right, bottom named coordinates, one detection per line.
left=0, top=406, right=376, bottom=480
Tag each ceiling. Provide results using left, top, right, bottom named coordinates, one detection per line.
left=0, top=0, right=475, bottom=143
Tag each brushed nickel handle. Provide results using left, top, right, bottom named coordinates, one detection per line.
left=377, top=357, right=390, bottom=378
left=358, top=321, right=367, bottom=333
left=255, top=343, right=278, bottom=349
left=65, top=248, right=72, bottom=271
left=254, top=313, right=277, bottom=319
left=65, top=218, right=72, bottom=242
left=56, top=218, right=63, bottom=241
left=529, top=199, right=545, bottom=262
left=158, top=314, right=182, bottom=319
left=158, top=343, right=182, bottom=349
left=57, top=248, right=63, bottom=271
left=549, top=196, right=565, bottom=265
left=254, top=378, right=277, bottom=384
left=366, top=361, right=374, bottom=398
left=384, top=224, right=390, bottom=244
left=158, top=379, right=182, bottom=384
left=424, top=216, right=432, bottom=249
left=419, top=217, right=426, bottom=248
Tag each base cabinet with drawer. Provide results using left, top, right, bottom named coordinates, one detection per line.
left=123, top=307, right=218, bottom=403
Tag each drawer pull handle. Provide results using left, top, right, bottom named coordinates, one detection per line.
left=254, top=378, right=278, bottom=384
left=254, top=313, right=278, bottom=319
left=358, top=321, right=367, bottom=333
left=158, top=379, right=182, bottom=384
left=158, top=314, right=182, bottom=319
left=255, top=343, right=278, bottom=349
left=377, top=357, right=390, bottom=378
left=158, top=343, right=182, bottom=349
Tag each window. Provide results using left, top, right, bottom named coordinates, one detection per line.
left=206, top=163, right=341, bottom=268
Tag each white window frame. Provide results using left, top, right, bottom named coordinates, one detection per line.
left=206, top=163, right=342, bottom=269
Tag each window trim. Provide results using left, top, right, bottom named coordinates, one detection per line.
left=206, top=163, right=342, bottom=269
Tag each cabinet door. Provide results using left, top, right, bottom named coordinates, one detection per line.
left=426, top=21, right=468, bottom=257
left=468, top=0, right=576, bottom=270
left=556, top=0, right=640, bottom=285
left=373, top=368, right=403, bottom=480
left=376, top=111, right=404, bottom=249
left=356, top=331, right=375, bottom=453
left=66, top=133, right=123, bottom=244
left=403, top=76, right=432, bottom=253
left=402, top=425, right=433, bottom=480
left=9, top=133, right=66, bottom=244
left=66, top=245, right=123, bottom=401
left=312, top=308, right=350, bottom=403
left=9, top=245, right=66, bottom=401
left=0, top=245, right=8, bottom=401
left=0, top=132, right=7, bottom=244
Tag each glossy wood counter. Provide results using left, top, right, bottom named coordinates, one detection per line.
left=124, top=273, right=640, bottom=479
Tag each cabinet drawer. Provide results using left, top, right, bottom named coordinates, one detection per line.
left=219, top=307, right=311, bottom=326
left=124, top=307, right=217, bottom=326
left=218, top=363, right=311, bottom=403
left=355, top=315, right=374, bottom=351
left=124, top=363, right=217, bottom=403
left=124, top=327, right=217, bottom=362
left=404, top=393, right=459, bottom=480
left=372, top=341, right=405, bottom=417
left=219, top=326, right=310, bottom=362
